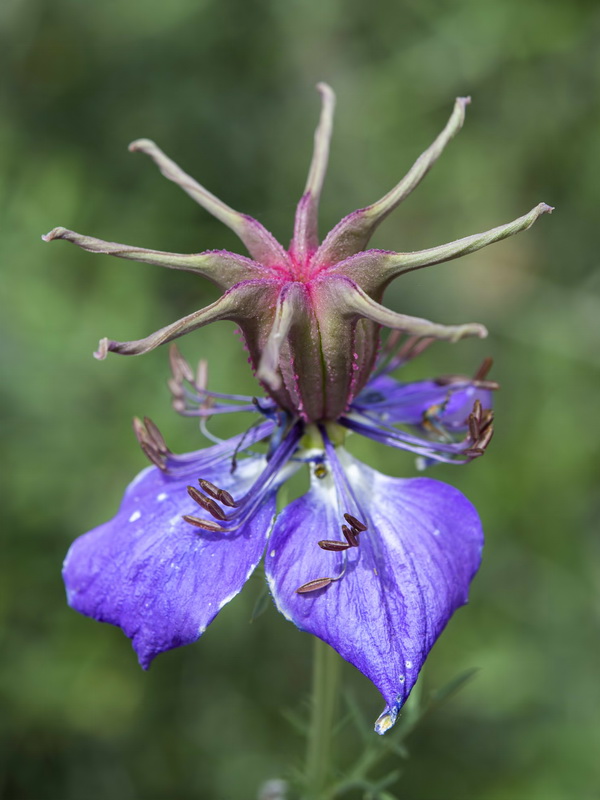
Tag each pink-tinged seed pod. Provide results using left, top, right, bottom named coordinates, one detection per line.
left=43, top=85, right=551, bottom=422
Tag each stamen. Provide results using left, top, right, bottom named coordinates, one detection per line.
left=139, top=442, right=167, bottom=471
left=318, top=540, right=351, bottom=551
left=464, top=400, right=495, bottom=458
left=143, top=417, right=168, bottom=454
left=468, top=412, right=480, bottom=442
left=341, top=524, right=359, bottom=547
left=183, top=421, right=303, bottom=536
left=341, top=408, right=494, bottom=465
left=474, top=356, right=494, bottom=381
left=186, top=486, right=228, bottom=521
left=132, top=417, right=168, bottom=471
left=198, top=479, right=238, bottom=508
left=295, top=577, right=334, bottom=594
left=343, top=512, right=367, bottom=532
left=181, top=515, right=226, bottom=532
left=376, top=333, right=436, bottom=376
left=169, top=343, right=195, bottom=383
left=434, top=357, right=500, bottom=391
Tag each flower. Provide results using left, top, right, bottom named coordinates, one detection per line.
left=45, top=85, right=551, bottom=733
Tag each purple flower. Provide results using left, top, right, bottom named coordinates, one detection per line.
left=45, top=85, right=550, bottom=733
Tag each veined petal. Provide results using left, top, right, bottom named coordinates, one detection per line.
left=129, top=139, right=291, bottom=268
left=266, top=451, right=483, bottom=734
left=63, top=447, right=276, bottom=668
left=312, top=98, right=470, bottom=268
left=42, top=227, right=274, bottom=290
left=354, top=374, right=493, bottom=430
left=291, top=83, right=336, bottom=265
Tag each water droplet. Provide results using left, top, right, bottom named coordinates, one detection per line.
left=129, top=510, right=141, bottom=523
left=157, top=493, right=168, bottom=502
left=433, top=528, right=440, bottom=537
left=405, top=660, right=413, bottom=669
left=270, top=549, right=276, bottom=557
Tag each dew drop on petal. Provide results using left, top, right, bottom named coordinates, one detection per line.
left=129, top=510, right=141, bottom=523
left=157, top=493, right=168, bottom=502
left=270, top=549, right=276, bottom=557
left=433, top=528, right=440, bottom=537
left=405, top=660, right=413, bottom=669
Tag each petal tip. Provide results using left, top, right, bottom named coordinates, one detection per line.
left=374, top=704, right=399, bottom=735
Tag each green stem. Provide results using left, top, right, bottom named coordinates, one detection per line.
left=304, top=637, right=342, bottom=799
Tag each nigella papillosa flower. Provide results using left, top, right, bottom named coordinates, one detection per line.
left=44, top=84, right=551, bottom=734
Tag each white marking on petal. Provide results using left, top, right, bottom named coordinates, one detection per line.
left=217, top=591, right=238, bottom=612
left=266, top=573, right=293, bottom=622
left=129, top=510, right=141, bottom=523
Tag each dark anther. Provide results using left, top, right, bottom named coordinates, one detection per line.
left=435, top=357, right=499, bottom=391
left=468, top=412, right=480, bottom=442
left=143, top=417, right=168, bottom=455
left=140, top=442, right=167, bottom=471
left=198, top=479, right=238, bottom=508
left=295, top=577, right=333, bottom=594
left=341, top=524, right=359, bottom=547
left=186, top=486, right=228, bottom=521
left=477, top=423, right=494, bottom=450
left=396, top=334, right=435, bottom=362
left=182, top=514, right=225, bottom=532
left=133, top=417, right=168, bottom=471
left=198, top=479, right=220, bottom=499
left=343, top=513, right=367, bottom=532
left=434, top=374, right=469, bottom=386
left=464, top=400, right=495, bottom=459
left=474, top=356, right=493, bottom=381
left=480, top=410, right=493, bottom=432
left=318, top=539, right=351, bottom=551
left=169, top=343, right=195, bottom=383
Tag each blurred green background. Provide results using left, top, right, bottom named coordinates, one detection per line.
left=2, top=0, right=599, bottom=797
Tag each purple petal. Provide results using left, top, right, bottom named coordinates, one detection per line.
left=355, top=374, right=493, bottom=430
left=266, top=452, right=483, bottom=733
left=63, top=450, right=275, bottom=668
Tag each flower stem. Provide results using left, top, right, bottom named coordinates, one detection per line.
left=304, top=637, right=342, bottom=799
